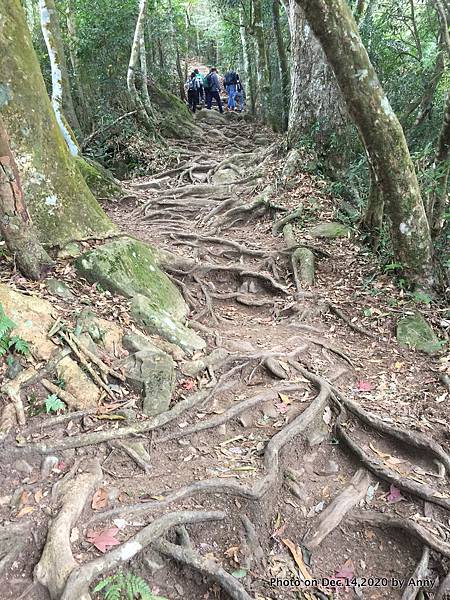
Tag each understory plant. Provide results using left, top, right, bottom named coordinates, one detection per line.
left=93, top=571, right=168, bottom=600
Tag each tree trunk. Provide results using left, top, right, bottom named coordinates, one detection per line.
left=139, top=27, right=155, bottom=120
left=0, top=120, right=52, bottom=280
left=0, top=0, right=115, bottom=246
left=284, top=0, right=346, bottom=148
left=127, top=0, right=154, bottom=132
left=38, top=0, right=82, bottom=145
left=239, top=9, right=256, bottom=115
left=272, top=0, right=290, bottom=130
left=296, top=0, right=434, bottom=287
left=354, top=0, right=366, bottom=24
left=431, top=90, right=450, bottom=237
left=252, top=0, right=271, bottom=123
left=65, top=0, right=91, bottom=132
left=168, top=0, right=186, bottom=101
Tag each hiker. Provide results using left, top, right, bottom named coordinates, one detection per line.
left=224, top=69, right=238, bottom=111
left=186, top=71, right=201, bottom=113
left=194, top=68, right=205, bottom=104
left=205, top=67, right=224, bottom=113
left=234, top=75, right=245, bottom=113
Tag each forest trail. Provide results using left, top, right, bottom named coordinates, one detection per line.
left=1, top=110, right=448, bottom=600
left=100, top=111, right=449, bottom=599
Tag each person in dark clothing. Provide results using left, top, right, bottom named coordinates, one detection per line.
left=234, top=75, right=245, bottom=112
left=194, top=68, right=205, bottom=104
left=205, top=67, right=224, bottom=113
left=186, top=71, right=201, bottom=113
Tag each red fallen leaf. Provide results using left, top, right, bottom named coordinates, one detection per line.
left=274, top=402, right=289, bottom=414
left=356, top=380, right=375, bottom=392
left=181, top=378, right=195, bottom=390
left=335, top=560, right=354, bottom=580
left=91, top=487, right=108, bottom=510
left=387, top=484, right=404, bottom=503
left=86, top=527, right=120, bottom=553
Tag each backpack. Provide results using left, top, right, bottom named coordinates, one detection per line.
left=224, top=71, right=237, bottom=86
left=204, top=73, right=214, bottom=89
left=193, top=76, right=202, bottom=91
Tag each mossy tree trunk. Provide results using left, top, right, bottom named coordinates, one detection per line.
left=272, top=0, right=290, bottom=131
left=0, top=120, right=52, bottom=280
left=0, top=0, right=115, bottom=246
left=296, top=0, right=434, bottom=287
left=38, top=0, right=82, bottom=147
left=283, top=0, right=346, bottom=148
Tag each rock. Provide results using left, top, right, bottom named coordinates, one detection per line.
left=130, top=294, right=205, bottom=355
left=195, top=109, right=225, bottom=125
left=40, top=456, right=59, bottom=479
left=106, top=486, right=121, bottom=503
left=397, top=313, right=442, bottom=354
left=314, top=460, right=339, bottom=476
left=238, top=412, right=254, bottom=428
left=0, top=284, right=56, bottom=360
left=181, top=348, right=229, bottom=377
left=45, top=278, right=75, bottom=300
left=75, top=309, right=123, bottom=355
left=75, top=237, right=187, bottom=321
left=309, top=222, right=351, bottom=238
left=122, top=332, right=185, bottom=361
left=13, top=459, right=33, bottom=475
left=120, top=349, right=175, bottom=416
left=57, top=242, right=81, bottom=259
left=5, top=358, right=23, bottom=380
left=261, top=401, right=278, bottom=419
left=56, top=356, right=100, bottom=410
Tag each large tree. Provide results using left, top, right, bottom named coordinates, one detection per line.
left=0, top=0, right=115, bottom=246
left=295, top=0, right=434, bottom=288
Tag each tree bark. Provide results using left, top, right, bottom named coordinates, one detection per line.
left=239, top=8, right=256, bottom=115
left=127, top=0, right=154, bottom=132
left=284, top=0, right=346, bottom=148
left=296, top=0, right=434, bottom=287
left=272, top=0, right=290, bottom=130
left=65, top=0, right=91, bottom=132
left=0, top=0, right=115, bottom=246
left=0, top=120, right=52, bottom=280
left=168, top=0, right=186, bottom=101
left=38, top=0, right=82, bottom=146
left=252, top=0, right=271, bottom=123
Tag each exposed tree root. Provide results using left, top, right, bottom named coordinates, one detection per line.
left=333, top=390, right=450, bottom=474
left=12, top=390, right=209, bottom=455
left=304, top=468, right=371, bottom=549
left=61, top=511, right=225, bottom=600
left=349, top=511, right=450, bottom=558
left=41, top=378, right=84, bottom=411
left=152, top=537, right=252, bottom=600
left=240, top=514, right=265, bottom=569
left=402, top=546, right=430, bottom=600
left=282, top=223, right=315, bottom=289
left=35, top=458, right=102, bottom=599
left=335, top=405, right=450, bottom=511
left=272, top=205, right=303, bottom=234
left=435, top=572, right=450, bottom=600
left=326, top=303, right=375, bottom=339
left=156, top=383, right=306, bottom=443
left=109, top=439, right=152, bottom=473
left=89, top=366, right=330, bottom=522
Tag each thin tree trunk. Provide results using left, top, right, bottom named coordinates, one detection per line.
left=431, top=90, right=450, bottom=236
left=139, top=29, right=154, bottom=120
left=38, top=0, right=82, bottom=142
left=296, top=0, right=434, bottom=287
left=39, top=0, right=81, bottom=156
left=168, top=0, right=186, bottom=101
left=252, top=0, right=271, bottom=123
left=157, top=38, right=165, bottom=70
left=0, top=120, right=52, bottom=280
left=127, top=0, right=154, bottom=132
left=354, top=0, right=366, bottom=23
left=361, top=162, right=384, bottom=249
left=239, top=8, right=256, bottom=115
left=65, top=0, right=91, bottom=131
left=272, top=0, right=290, bottom=130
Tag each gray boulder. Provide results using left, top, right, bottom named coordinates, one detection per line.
left=309, top=222, right=351, bottom=238
left=120, top=349, right=175, bottom=416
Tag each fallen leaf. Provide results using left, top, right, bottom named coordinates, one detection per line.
left=335, top=559, right=355, bottom=579
left=387, top=484, right=403, bottom=503
left=322, top=406, right=332, bottom=425
left=282, top=538, right=311, bottom=580
left=356, top=380, right=375, bottom=392
left=278, top=393, right=292, bottom=405
left=86, top=527, right=120, bottom=553
left=34, top=489, right=44, bottom=503
left=91, top=488, right=108, bottom=510
left=274, top=402, right=289, bottom=414
left=16, top=506, right=34, bottom=518
left=180, top=378, right=195, bottom=390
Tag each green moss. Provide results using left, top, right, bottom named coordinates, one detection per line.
left=0, top=0, right=116, bottom=246
left=75, top=237, right=188, bottom=321
left=396, top=313, right=443, bottom=354
left=148, top=82, right=197, bottom=139
left=75, top=156, right=122, bottom=198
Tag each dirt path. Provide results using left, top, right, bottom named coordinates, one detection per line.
left=1, top=110, right=449, bottom=600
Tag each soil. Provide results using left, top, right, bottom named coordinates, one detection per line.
left=0, top=109, right=449, bottom=600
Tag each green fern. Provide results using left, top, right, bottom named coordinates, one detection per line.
left=92, top=571, right=167, bottom=600
left=0, top=305, right=16, bottom=339
left=8, top=335, right=30, bottom=355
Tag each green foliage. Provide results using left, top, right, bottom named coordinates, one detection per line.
left=0, top=304, right=30, bottom=358
left=93, top=571, right=167, bottom=600
left=44, top=394, right=66, bottom=414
